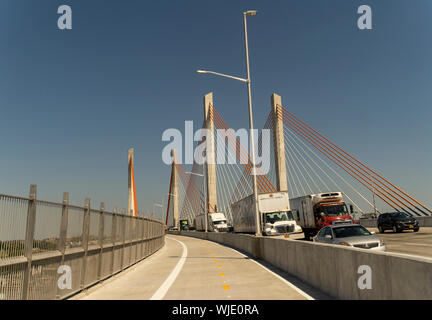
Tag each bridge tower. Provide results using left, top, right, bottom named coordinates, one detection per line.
left=203, top=92, right=218, bottom=213
left=271, top=93, right=288, bottom=192
left=128, top=148, right=138, bottom=216
left=171, top=149, right=180, bottom=228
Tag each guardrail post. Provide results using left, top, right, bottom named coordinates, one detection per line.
left=140, top=217, right=145, bottom=258
left=134, top=213, right=139, bottom=262
left=145, top=219, right=149, bottom=257
left=97, top=202, right=104, bottom=280
left=120, top=208, right=126, bottom=270
left=110, top=206, right=117, bottom=275
left=56, top=192, right=69, bottom=299
left=22, top=184, right=37, bottom=300
left=80, top=198, right=91, bottom=289
left=151, top=220, right=154, bottom=253
left=145, top=219, right=149, bottom=256
left=160, top=221, right=164, bottom=248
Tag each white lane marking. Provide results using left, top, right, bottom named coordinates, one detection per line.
left=150, top=237, right=187, bottom=300
left=204, top=240, right=315, bottom=300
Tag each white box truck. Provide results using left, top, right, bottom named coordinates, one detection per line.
left=290, top=192, right=355, bottom=240
left=194, top=212, right=229, bottom=232
left=231, top=191, right=303, bottom=236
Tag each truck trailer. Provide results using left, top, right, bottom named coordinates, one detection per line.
left=290, top=192, right=355, bottom=239
left=194, top=212, right=229, bottom=232
left=231, top=191, right=302, bottom=236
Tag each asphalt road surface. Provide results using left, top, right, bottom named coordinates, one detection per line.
left=72, top=235, right=330, bottom=300
left=367, top=227, right=432, bottom=258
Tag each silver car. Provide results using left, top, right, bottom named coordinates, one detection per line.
left=313, top=224, right=386, bottom=251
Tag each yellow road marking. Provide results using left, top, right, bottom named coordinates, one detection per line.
left=214, top=259, right=219, bottom=262
left=217, top=265, right=222, bottom=268
left=223, top=285, right=230, bottom=290
left=219, top=273, right=225, bottom=277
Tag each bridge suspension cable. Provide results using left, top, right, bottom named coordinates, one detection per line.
left=166, top=100, right=430, bottom=225
left=277, top=104, right=431, bottom=216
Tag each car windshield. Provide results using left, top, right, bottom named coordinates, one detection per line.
left=265, top=211, right=293, bottom=224
left=318, top=204, right=348, bottom=217
left=213, top=220, right=226, bottom=225
left=333, top=226, right=371, bottom=238
left=392, top=212, right=411, bottom=219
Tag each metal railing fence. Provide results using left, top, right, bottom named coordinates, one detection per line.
left=0, top=185, right=165, bottom=300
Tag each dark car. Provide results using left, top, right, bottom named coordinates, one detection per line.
left=377, top=212, right=419, bottom=233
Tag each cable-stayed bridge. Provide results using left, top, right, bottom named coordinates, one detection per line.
left=165, top=92, right=431, bottom=230
left=1, top=93, right=431, bottom=301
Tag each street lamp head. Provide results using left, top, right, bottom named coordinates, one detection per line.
left=244, top=10, right=258, bottom=16
left=186, top=171, right=204, bottom=177
left=196, top=70, right=208, bottom=74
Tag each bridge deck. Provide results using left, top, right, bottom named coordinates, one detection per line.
left=73, top=235, right=329, bottom=300
left=367, top=227, right=432, bottom=258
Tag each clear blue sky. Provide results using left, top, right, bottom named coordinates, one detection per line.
left=1, top=0, right=431, bottom=218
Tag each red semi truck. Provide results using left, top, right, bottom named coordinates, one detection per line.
left=290, top=192, right=356, bottom=240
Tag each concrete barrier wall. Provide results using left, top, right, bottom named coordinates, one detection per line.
left=359, top=216, right=432, bottom=228
left=168, top=231, right=432, bottom=300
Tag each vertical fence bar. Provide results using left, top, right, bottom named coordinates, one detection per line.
left=146, top=218, right=150, bottom=256
left=97, top=202, right=104, bottom=281
left=111, top=206, right=117, bottom=274
left=140, top=218, right=145, bottom=258
left=56, top=192, right=69, bottom=299
left=145, top=219, right=150, bottom=257
left=120, top=209, right=126, bottom=270
left=80, top=198, right=90, bottom=289
left=21, top=184, right=37, bottom=300
left=143, top=218, right=147, bottom=257
left=133, top=217, right=137, bottom=263
left=134, top=213, right=139, bottom=262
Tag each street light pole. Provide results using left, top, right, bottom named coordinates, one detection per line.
left=196, top=10, right=261, bottom=236
left=243, top=11, right=261, bottom=237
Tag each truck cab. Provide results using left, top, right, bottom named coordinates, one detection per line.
left=314, top=201, right=354, bottom=228
left=209, top=212, right=229, bottom=232
left=290, top=192, right=356, bottom=240
left=263, top=210, right=303, bottom=236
